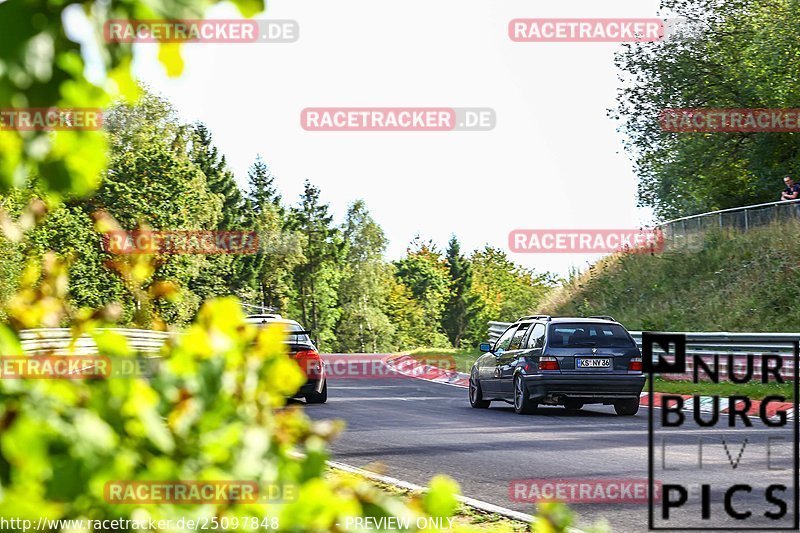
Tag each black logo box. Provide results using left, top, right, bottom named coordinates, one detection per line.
left=645, top=332, right=800, bottom=531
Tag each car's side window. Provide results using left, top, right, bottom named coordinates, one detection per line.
left=494, top=325, right=518, bottom=353
left=526, top=323, right=546, bottom=349
left=508, top=323, right=531, bottom=350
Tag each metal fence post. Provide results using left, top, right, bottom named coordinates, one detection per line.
left=744, top=209, right=748, bottom=231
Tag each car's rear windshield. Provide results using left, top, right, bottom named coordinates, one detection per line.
left=253, top=320, right=311, bottom=343
left=548, top=323, right=635, bottom=348
left=283, top=322, right=311, bottom=343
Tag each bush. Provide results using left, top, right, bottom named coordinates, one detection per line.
left=0, top=258, right=459, bottom=531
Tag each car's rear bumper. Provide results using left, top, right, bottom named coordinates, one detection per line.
left=522, top=373, right=645, bottom=402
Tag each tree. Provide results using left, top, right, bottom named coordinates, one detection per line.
left=246, top=156, right=282, bottom=215
left=383, top=273, right=432, bottom=350
left=92, top=93, right=223, bottom=325
left=27, top=203, right=130, bottom=319
left=613, top=0, right=800, bottom=218
left=190, top=123, right=247, bottom=230
left=252, top=199, right=305, bottom=313
left=393, top=236, right=451, bottom=347
left=242, top=156, right=298, bottom=311
left=335, top=200, right=394, bottom=352
left=188, top=123, right=261, bottom=301
left=466, top=246, right=556, bottom=343
left=287, top=180, right=342, bottom=349
left=442, top=236, right=480, bottom=348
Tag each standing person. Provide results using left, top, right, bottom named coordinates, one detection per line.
left=781, top=176, right=800, bottom=201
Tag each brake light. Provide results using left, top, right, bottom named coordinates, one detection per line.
left=538, top=356, right=559, bottom=371
left=628, top=357, right=642, bottom=372
left=295, top=350, right=322, bottom=379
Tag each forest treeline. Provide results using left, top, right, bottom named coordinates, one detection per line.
left=0, top=91, right=555, bottom=352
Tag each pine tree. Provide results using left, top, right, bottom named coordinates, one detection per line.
left=442, top=236, right=480, bottom=348
left=287, top=180, right=342, bottom=349
left=244, top=157, right=298, bottom=313
left=246, top=156, right=282, bottom=215
left=188, top=123, right=258, bottom=298
left=191, top=123, right=246, bottom=230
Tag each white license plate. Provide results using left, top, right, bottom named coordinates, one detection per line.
left=576, top=358, right=611, bottom=368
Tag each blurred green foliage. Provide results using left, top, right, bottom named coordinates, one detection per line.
left=0, top=0, right=263, bottom=196
left=0, top=286, right=455, bottom=530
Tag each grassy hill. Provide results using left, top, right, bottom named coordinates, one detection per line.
left=537, top=221, right=800, bottom=332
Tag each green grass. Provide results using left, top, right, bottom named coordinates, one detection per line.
left=353, top=476, right=530, bottom=532
left=538, top=221, right=800, bottom=332
left=651, top=377, right=794, bottom=400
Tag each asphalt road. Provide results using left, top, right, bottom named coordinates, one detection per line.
left=304, top=361, right=796, bottom=533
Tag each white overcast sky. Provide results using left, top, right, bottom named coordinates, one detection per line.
left=115, top=0, right=664, bottom=276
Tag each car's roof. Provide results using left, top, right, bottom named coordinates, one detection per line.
left=244, top=315, right=304, bottom=328
left=550, top=317, right=618, bottom=324
left=518, top=317, right=619, bottom=325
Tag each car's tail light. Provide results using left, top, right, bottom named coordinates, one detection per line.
left=628, top=357, right=642, bottom=372
left=538, top=356, right=559, bottom=371
left=295, top=350, right=322, bottom=379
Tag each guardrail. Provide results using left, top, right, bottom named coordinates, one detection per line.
left=488, top=321, right=799, bottom=380
left=19, top=328, right=174, bottom=355
left=488, top=321, right=511, bottom=344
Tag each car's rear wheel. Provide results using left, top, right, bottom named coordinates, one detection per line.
left=305, top=380, right=327, bottom=404
left=564, top=400, right=584, bottom=411
left=513, top=375, right=536, bottom=414
left=614, top=398, right=639, bottom=416
left=469, top=370, right=490, bottom=408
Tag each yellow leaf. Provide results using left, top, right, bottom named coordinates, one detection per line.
left=232, top=0, right=266, bottom=18
left=158, top=42, right=184, bottom=77
left=108, top=57, right=141, bottom=102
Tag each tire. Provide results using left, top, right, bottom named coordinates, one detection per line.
left=564, top=400, right=584, bottom=411
left=469, top=370, right=490, bottom=408
left=305, top=380, right=327, bottom=404
left=513, top=375, right=536, bottom=414
left=614, top=398, right=639, bottom=416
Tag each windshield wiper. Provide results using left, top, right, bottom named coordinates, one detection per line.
left=569, top=342, right=597, bottom=347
